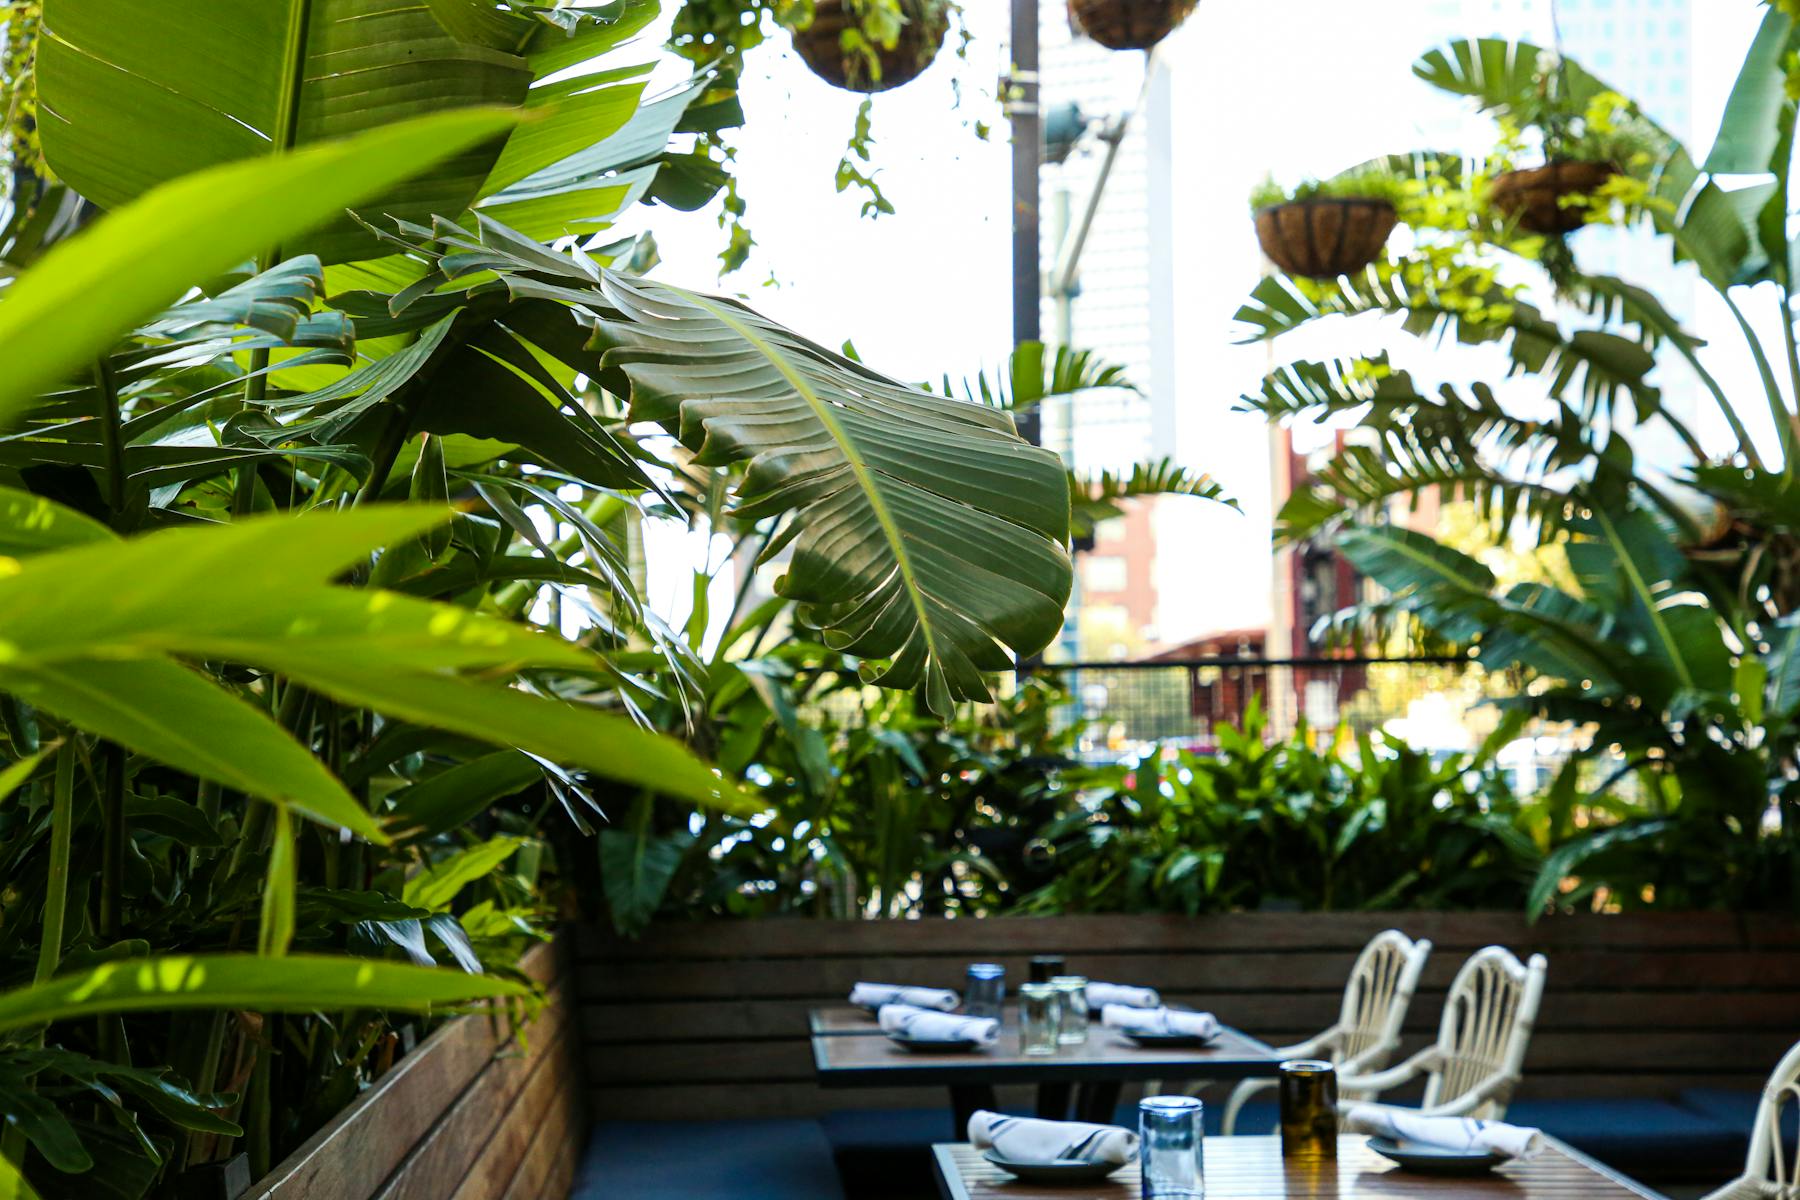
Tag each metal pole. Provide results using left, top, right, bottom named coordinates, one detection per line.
left=1009, top=0, right=1041, bottom=446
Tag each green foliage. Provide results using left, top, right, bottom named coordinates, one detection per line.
left=1248, top=166, right=1408, bottom=211
left=1017, top=701, right=1541, bottom=916
left=0, top=6, right=1063, bottom=1194
left=1339, top=493, right=1800, bottom=914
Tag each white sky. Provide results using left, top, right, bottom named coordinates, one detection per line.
left=623, top=0, right=1773, bottom=652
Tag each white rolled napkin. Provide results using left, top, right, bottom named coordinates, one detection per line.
left=1102, top=1005, right=1219, bottom=1039
left=1085, top=982, right=1161, bottom=1010
left=1343, top=1103, right=1543, bottom=1160
left=879, top=1004, right=999, bottom=1045
left=849, top=982, right=958, bottom=1012
left=967, top=1110, right=1139, bottom=1165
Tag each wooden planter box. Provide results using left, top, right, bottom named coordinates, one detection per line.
left=245, top=941, right=582, bottom=1200
left=573, top=911, right=1800, bottom=1120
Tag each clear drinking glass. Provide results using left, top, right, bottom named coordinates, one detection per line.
left=1019, top=982, right=1062, bottom=1055
left=1028, top=954, right=1065, bottom=984
left=1139, top=1095, right=1205, bottom=1198
left=1051, top=975, right=1089, bottom=1044
left=1278, top=1059, right=1338, bottom=1160
left=965, top=963, right=1006, bottom=1021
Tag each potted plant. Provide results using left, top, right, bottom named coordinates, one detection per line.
left=1481, top=57, right=1657, bottom=234
left=1251, top=170, right=1402, bottom=278
left=787, top=0, right=953, bottom=92
left=1067, top=0, right=1198, bottom=51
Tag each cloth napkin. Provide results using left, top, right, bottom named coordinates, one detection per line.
left=967, top=1110, right=1139, bottom=1165
left=848, top=982, right=958, bottom=1012
left=1342, top=1103, right=1543, bottom=1160
left=879, top=1004, right=999, bottom=1045
left=1101, top=1005, right=1219, bottom=1039
left=1085, top=982, right=1161, bottom=1010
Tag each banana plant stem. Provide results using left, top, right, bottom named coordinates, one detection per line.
left=91, top=359, right=127, bottom=518
left=4, top=745, right=76, bottom=1172
left=36, top=742, right=75, bottom=983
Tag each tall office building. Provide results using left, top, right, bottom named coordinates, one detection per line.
left=1036, top=3, right=1175, bottom=660
left=1041, top=0, right=1696, bottom=662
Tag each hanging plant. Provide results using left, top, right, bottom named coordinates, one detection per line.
left=1468, top=54, right=1660, bottom=236
left=788, top=0, right=952, bottom=93
left=1251, top=172, right=1401, bottom=278
left=1487, top=158, right=1618, bottom=235
left=669, top=0, right=976, bottom=269
left=1067, top=0, right=1197, bottom=51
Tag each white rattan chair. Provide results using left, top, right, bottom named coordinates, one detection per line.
left=1335, top=944, right=1548, bottom=1121
left=1699, top=1038, right=1800, bottom=1200
left=1219, top=929, right=1432, bottom=1135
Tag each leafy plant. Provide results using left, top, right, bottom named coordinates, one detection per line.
left=667, top=0, right=971, bottom=268
left=1241, top=20, right=1800, bottom=917
left=1248, top=167, right=1408, bottom=211
left=0, top=4, right=1070, bottom=1194
left=1017, top=699, right=1541, bottom=916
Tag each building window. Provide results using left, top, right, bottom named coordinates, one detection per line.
left=1085, top=555, right=1129, bottom=593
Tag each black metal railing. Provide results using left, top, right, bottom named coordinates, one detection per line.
left=1023, top=655, right=1504, bottom=758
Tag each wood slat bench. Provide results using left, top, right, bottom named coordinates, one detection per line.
left=575, top=912, right=1800, bottom=1121
left=248, top=940, right=582, bottom=1200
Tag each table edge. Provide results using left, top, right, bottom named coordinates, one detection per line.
left=813, top=1022, right=1282, bottom=1087
left=928, top=1136, right=1671, bottom=1200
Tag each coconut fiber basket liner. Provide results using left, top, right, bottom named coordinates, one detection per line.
left=1488, top=160, right=1617, bottom=235
left=791, top=0, right=948, bottom=93
left=1254, top=197, right=1397, bottom=278
left=1068, top=0, right=1199, bottom=50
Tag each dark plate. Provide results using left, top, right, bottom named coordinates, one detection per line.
left=981, top=1152, right=1123, bottom=1183
left=1120, top=1029, right=1217, bottom=1048
left=886, top=1033, right=986, bottom=1053
left=1367, top=1135, right=1506, bottom=1175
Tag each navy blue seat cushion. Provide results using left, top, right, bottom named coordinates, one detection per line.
left=1679, top=1088, right=1800, bottom=1158
left=821, top=1107, right=1013, bottom=1199
left=574, top=1118, right=847, bottom=1200
left=1506, top=1098, right=1747, bottom=1173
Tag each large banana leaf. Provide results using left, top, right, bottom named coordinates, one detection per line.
left=340, top=218, right=1073, bottom=714
left=0, top=108, right=517, bottom=428
left=37, top=0, right=649, bottom=261
left=1704, top=6, right=1798, bottom=176
left=0, top=500, right=746, bottom=831
left=590, top=273, right=1072, bottom=715
left=0, top=954, right=527, bottom=1034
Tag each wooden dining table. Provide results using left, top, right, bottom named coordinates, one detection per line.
left=809, top=1003, right=1282, bottom=1133
left=931, top=1133, right=1670, bottom=1200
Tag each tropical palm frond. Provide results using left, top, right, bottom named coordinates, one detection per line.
left=1072, top=458, right=1234, bottom=539
left=1235, top=269, right=1662, bottom=424
left=1279, top=428, right=1575, bottom=543
left=945, top=341, right=1138, bottom=410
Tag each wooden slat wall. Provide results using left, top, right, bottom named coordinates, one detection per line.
left=575, top=912, right=1800, bottom=1120
left=248, top=941, right=583, bottom=1200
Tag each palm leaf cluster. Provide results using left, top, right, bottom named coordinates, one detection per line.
left=0, top=3, right=1075, bottom=1193
left=1241, top=15, right=1800, bottom=918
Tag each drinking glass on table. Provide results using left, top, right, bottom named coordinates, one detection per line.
left=1139, top=1095, right=1205, bottom=1198
left=1050, top=975, right=1088, bottom=1045
left=1028, top=954, right=1064, bottom=984
left=1278, top=1059, right=1338, bottom=1160
left=1019, top=982, right=1062, bottom=1055
left=964, top=963, right=1006, bottom=1021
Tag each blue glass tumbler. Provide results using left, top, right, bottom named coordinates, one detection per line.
left=964, top=963, right=1006, bottom=1021
left=1139, top=1095, right=1204, bottom=1198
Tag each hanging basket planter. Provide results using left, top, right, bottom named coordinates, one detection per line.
left=1067, top=0, right=1199, bottom=50
left=1488, top=160, right=1618, bottom=235
left=790, top=0, right=950, bottom=93
left=1253, top=197, right=1398, bottom=278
